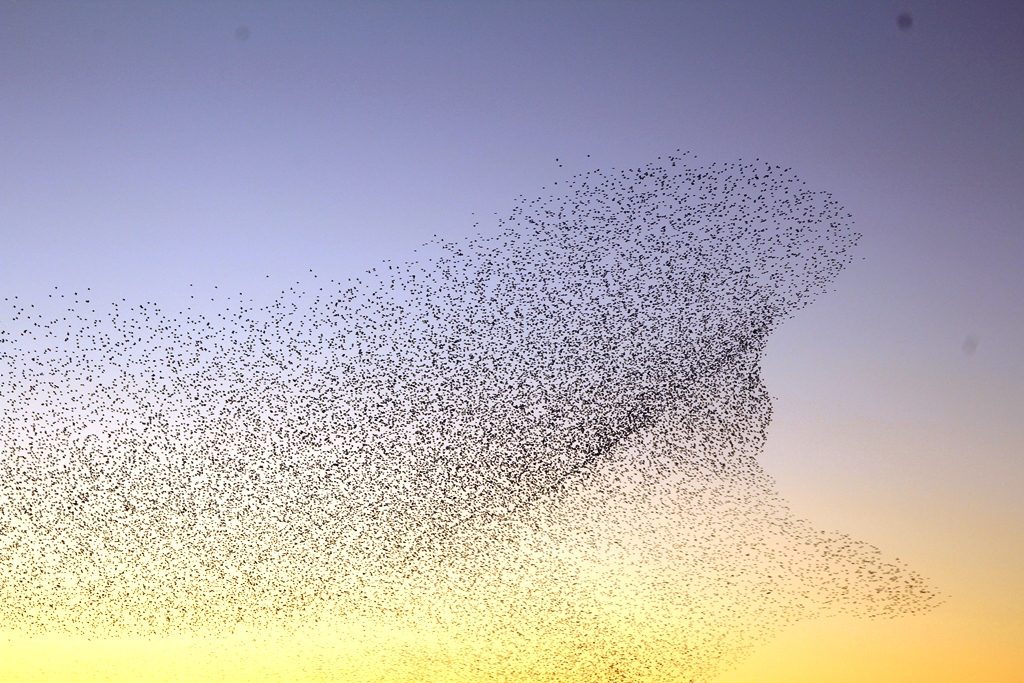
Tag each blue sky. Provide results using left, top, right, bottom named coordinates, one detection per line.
left=1, top=2, right=1023, bottom=678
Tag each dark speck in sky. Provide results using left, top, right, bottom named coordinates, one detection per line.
left=897, top=13, right=913, bottom=31
left=234, top=26, right=251, bottom=42
left=962, top=335, right=979, bottom=355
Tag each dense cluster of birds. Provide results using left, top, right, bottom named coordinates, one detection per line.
left=0, top=154, right=939, bottom=681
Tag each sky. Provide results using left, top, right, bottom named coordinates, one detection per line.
left=1, top=1, right=1022, bottom=681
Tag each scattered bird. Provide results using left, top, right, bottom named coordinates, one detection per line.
left=0, top=153, right=939, bottom=681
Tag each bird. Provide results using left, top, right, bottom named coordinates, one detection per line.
left=0, top=153, right=939, bottom=682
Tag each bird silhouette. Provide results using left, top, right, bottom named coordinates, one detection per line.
left=0, top=153, right=939, bottom=681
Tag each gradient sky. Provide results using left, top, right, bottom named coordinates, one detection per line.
left=1, top=1, right=1022, bottom=681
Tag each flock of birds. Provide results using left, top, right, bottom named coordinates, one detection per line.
left=0, top=154, right=939, bottom=681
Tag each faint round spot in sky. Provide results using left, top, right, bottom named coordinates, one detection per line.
left=234, top=26, right=250, bottom=41
left=962, top=334, right=979, bottom=356
left=897, top=13, right=913, bottom=31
